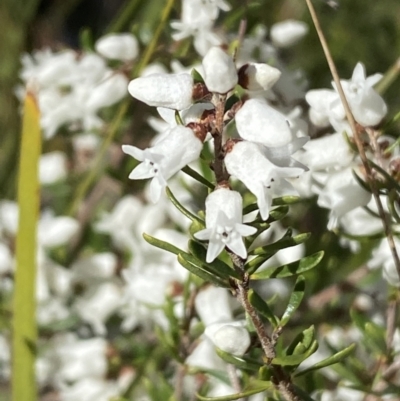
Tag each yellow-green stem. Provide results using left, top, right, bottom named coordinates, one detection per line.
left=13, top=89, right=42, bottom=401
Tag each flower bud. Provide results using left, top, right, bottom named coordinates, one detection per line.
left=95, top=33, right=139, bottom=61
left=87, top=72, right=128, bottom=111
left=270, top=20, right=308, bottom=48
left=39, top=151, right=68, bottom=185
left=202, top=47, right=238, bottom=94
left=128, top=73, right=194, bottom=110
left=238, top=63, right=281, bottom=92
left=235, top=98, right=292, bottom=147
left=206, top=323, right=250, bottom=356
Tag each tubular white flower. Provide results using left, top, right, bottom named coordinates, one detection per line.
left=202, top=47, right=238, bottom=94
left=235, top=98, right=292, bottom=147
left=194, top=188, right=257, bottom=262
left=122, top=126, right=203, bottom=203
left=225, top=141, right=304, bottom=220
left=294, top=133, right=353, bottom=171
left=338, top=62, right=387, bottom=127
left=95, top=33, right=139, bottom=61
left=128, top=73, right=193, bottom=110
left=317, top=167, right=372, bottom=229
left=270, top=20, right=308, bottom=48
left=86, top=72, right=128, bottom=111
left=238, top=63, right=281, bottom=92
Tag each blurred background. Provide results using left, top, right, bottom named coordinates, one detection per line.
left=0, top=1, right=400, bottom=399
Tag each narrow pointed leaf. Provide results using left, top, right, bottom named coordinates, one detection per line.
left=280, top=275, right=306, bottom=327
left=286, top=325, right=315, bottom=356
left=143, top=233, right=184, bottom=256
left=166, top=187, right=203, bottom=223
left=248, top=289, right=279, bottom=328
left=215, top=348, right=262, bottom=372
left=295, top=343, right=356, bottom=377
left=272, top=196, right=301, bottom=206
left=196, top=380, right=272, bottom=401
left=188, top=240, right=241, bottom=280
left=250, top=232, right=310, bottom=256
left=191, top=68, right=205, bottom=84
left=177, top=254, right=228, bottom=288
left=13, top=89, right=42, bottom=401
left=250, top=251, right=324, bottom=280
left=182, top=165, right=215, bottom=189
left=272, top=340, right=318, bottom=366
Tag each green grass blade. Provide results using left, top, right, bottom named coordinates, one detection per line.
left=13, top=89, right=42, bottom=401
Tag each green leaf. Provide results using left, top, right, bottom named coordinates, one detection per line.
left=286, top=325, right=315, bottom=356
left=295, top=343, right=356, bottom=377
left=250, top=232, right=310, bottom=256
left=248, top=289, right=279, bottom=328
left=272, top=340, right=318, bottom=366
left=250, top=251, right=324, bottom=280
left=188, top=240, right=242, bottom=280
left=177, top=254, right=229, bottom=288
left=350, top=309, right=386, bottom=353
left=174, top=110, right=184, bottom=125
left=280, top=275, right=306, bottom=327
left=243, top=205, right=289, bottom=222
left=143, top=233, right=184, bottom=256
left=191, top=68, right=205, bottom=83
left=13, top=89, right=42, bottom=401
left=182, top=165, right=215, bottom=189
left=272, top=196, right=301, bottom=206
left=196, top=380, right=272, bottom=401
left=166, top=187, right=203, bottom=223
left=292, top=386, right=317, bottom=401
left=215, top=348, right=262, bottom=372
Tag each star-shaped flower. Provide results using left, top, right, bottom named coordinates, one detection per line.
left=194, top=188, right=257, bottom=262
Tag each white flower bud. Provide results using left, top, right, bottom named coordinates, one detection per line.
left=202, top=47, right=238, bottom=94
left=128, top=73, right=193, bottom=110
left=95, top=33, right=139, bottom=61
left=38, top=214, right=80, bottom=248
left=87, top=72, right=128, bottom=111
left=195, top=287, right=233, bottom=326
left=235, top=98, right=292, bottom=147
left=270, top=20, right=308, bottom=48
left=207, top=323, right=250, bottom=356
left=39, top=151, right=68, bottom=185
left=238, top=63, right=281, bottom=92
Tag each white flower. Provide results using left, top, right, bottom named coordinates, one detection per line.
left=225, top=141, right=304, bottom=220
left=38, top=212, right=80, bottom=248
left=128, top=73, right=193, bottom=110
left=238, top=63, right=281, bottom=92
left=194, top=188, right=257, bottom=262
left=39, top=151, right=68, bottom=185
left=122, top=126, right=203, bottom=203
left=306, top=63, right=387, bottom=131
left=95, top=33, right=139, bottom=61
left=317, top=167, right=372, bottom=229
left=74, top=282, right=122, bottom=335
left=270, top=20, right=308, bottom=48
left=202, top=47, right=238, bottom=94
left=337, top=62, right=387, bottom=127
left=86, top=72, right=128, bottom=111
left=235, top=98, right=293, bottom=147
left=294, top=133, right=353, bottom=171
left=195, top=287, right=233, bottom=326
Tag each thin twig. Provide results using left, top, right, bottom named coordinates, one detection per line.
left=227, top=364, right=243, bottom=401
left=304, top=0, right=400, bottom=282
